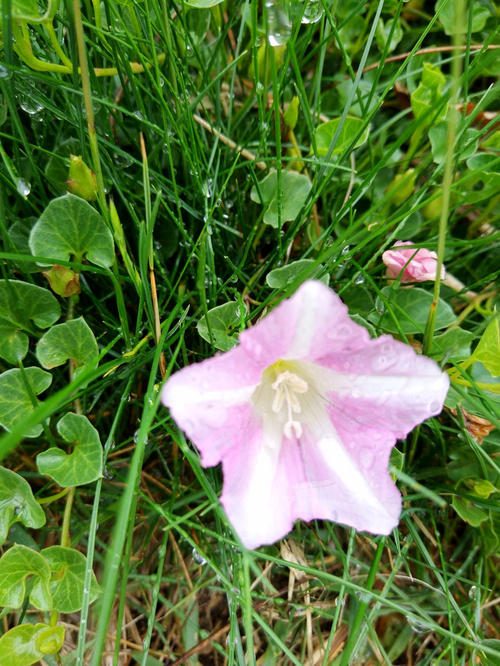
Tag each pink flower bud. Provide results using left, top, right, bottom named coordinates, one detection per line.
left=382, top=241, right=445, bottom=283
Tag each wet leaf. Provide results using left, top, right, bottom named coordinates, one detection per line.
left=0, top=544, right=52, bottom=610
left=37, top=412, right=103, bottom=487
left=36, top=317, right=99, bottom=379
left=0, top=467, right=46, bottom=545
left=266, top=259, right=329, bottom=288
left=0, top=623, right=64, bottom=666
left=42, top=546, right=100, bottom=613
left=197, top=302, right=242, bottom=351
left=29, top=193, right=114, bottom=268
left=0, top=367, right=52, bottom=438
left=313, top=116, right=369, bottom=157
left=250, top=170, right=312, bottom=228
left=372, top=286, right=456, bottom=333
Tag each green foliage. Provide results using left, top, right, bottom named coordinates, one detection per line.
left=0, top=368, right=52, bottom=438
left=36, top=317, right=99, bottom=378
left=197, top=302, right=242, bottom=351
left=0, top=623, right=65, bottom=666
left=0, top=279, right=61, bottom=329
left=0, top=545, right=52, bottom=610
left=435, top=0, right=492, bottom=35
left=42, top=546, right=100, bottom=612
left=410, top=62, right=447, bottom=126
left=266, top=259, right=329, bottom=288
left=373, top=287, right=456, bottom=334
left=313, top=116, right=369, bottom=157
left=37, top=413, right=103, bottom=487
left=469, top=317, right=500, bottom=377
left=29, top=194, right=115, bottom=268
left=431, top=327, right=475, bottom=363
left=250, top=170, right=312, bottom=227
left=0, top=467, right=46, bottom=545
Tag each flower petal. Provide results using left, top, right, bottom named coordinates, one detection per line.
left=162, top=345, right=262, bottom=466
left=309, top=335, right=449, bottom=438
left=239, top=281, right=369, bottom=366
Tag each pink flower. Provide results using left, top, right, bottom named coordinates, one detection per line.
left=382, top=241, right=446, bottom=283
left=162, top=281, right=449, bottom=549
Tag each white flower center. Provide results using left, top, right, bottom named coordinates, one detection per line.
left=271, top=370, right=309, bottom=439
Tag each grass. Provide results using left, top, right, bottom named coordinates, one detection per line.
left=0, top=0, right=499, bottom=664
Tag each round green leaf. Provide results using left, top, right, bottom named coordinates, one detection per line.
left=0, top=623, right=64, bottom=666
left=41, top=546, right=100, bottom=613
left=0, top=544, right=52, bottom=610
left=250, top=170, right=312, bottom=228
left=0, top=279, right=61, bottom=330
left=36, top=317, right=99, bottom=379
left=0, top=322, right=29, bottom=364
left=313, top=116, right=369, bottom=158
left=29, top=193, right=115, bottom=268
left=0, top=367, right=52, bottom=438
left=372, top=286, right=456, bottom=334
left=37, top=412, right=103, bottom=487
left=197, top=302, right=242, bottom=352
left=0, top=467, right=46, bottom=545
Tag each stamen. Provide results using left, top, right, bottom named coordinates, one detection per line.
left=271, top=370, right=309, bottom=439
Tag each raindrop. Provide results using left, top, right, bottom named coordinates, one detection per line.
left=19, top=95, right=43, bottom=115
left=354, top=273, right=365, bottom=284
left=408, top=617, right=428, bottom=634
left=0, top=65, right=11, bottom=79
left=256, top=81, right=265, bottom=95
left=16, top=179, right=31, bottom=197
left=192, top=548, right=207, bottom=565
left=301, top=0, right=324, bottom=24
left=468, top=585, right=477, bottom=599
left=266, top=0, right=291, bottom=46
left=102, top=466, right=114, bottom=480
left=132, top=110, right=144, bottom=120
left=341, top=245, right=350, bottom=256
left=260, top=121, right=269, bottom=133
left=202, top=178, right=214, bottom=198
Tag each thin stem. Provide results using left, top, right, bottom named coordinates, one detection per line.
left=423, top=0, right=465, bottom=355
left=71, top=0, right=107, bottom=213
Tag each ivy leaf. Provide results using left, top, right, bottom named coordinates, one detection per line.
left=313, top=116, right=369, bottom=157
left=465, top=153, right=500, bottom=204
left=0, top=279, right=61, bottom=330
left=197, top=302, right=242, bottom=352
left=0, top=368, right=52, bottom=438
left=0, top=544, right=52, bottom=610
left=29, top=193, right=115, bottom=268
left=37, top=413, right=103, bottom=487
left=0, top=467, right=46, bottom=545
left=250, top=170, right=312, bottom=228
left=36, top=317, right=99, bottom=379
left=429, top=123, right=479, bottom=164
left=42, top=546, right=100, bottom=613
left=266, top=259, right=329, bottom=288
left=372, top=287, right=456, bottom=334
left=0, top=623, right=64, bottom=666
left=469, top=317, right=500, bottom=377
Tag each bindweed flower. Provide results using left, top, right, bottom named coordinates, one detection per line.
left=162, top=281, right=449, bottom=549
left=382, top=241, right=445, bottom=283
